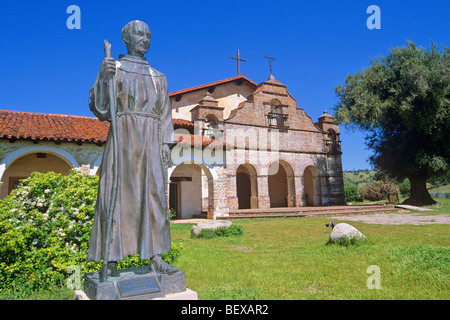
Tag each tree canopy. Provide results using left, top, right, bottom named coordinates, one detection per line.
left=334, top=41, right=450, bottom=205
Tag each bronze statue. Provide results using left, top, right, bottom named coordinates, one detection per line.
left=87, top=20, right=177, bottom=281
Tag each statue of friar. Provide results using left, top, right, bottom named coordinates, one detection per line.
left=87, top=20, right=178, bottom=278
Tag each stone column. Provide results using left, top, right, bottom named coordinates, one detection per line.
left=226, top=174, right=239, bottom=210
left=257, top=175, right=270, bottom=209
left=287, top=176, right=296, bottom=207
left=209, top=178, right=229, bottom=219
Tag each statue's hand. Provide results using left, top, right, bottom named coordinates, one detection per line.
left=99, top=57, right=116, bottom=82
left=162, top=144, right=171, bottom=166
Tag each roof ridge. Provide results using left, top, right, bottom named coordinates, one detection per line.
left=169, top=74, right=257, bottom=97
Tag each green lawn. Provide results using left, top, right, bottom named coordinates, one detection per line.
left=170, top=204, right=449, bottom=300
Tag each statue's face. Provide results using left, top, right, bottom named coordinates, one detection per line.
left=126, top=22, right=151, bottom=56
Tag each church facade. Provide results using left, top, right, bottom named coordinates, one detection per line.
left=0, top=74, right=345, bottom=219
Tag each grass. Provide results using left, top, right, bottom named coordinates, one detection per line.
left=169, top=203, right=449, bottom=300
left=429, top=184, right=450, bottom=195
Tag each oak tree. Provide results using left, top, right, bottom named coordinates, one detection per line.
left=334, top=41, right=450, bottom=205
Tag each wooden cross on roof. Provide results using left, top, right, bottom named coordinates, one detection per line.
left=230, top=49, right=247, bottom=75
left=264, top=54, right=276, bottom=74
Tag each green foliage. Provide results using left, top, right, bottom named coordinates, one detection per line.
left=191, top=224, right=244, bottom=239
left=326, top=236, right=372, bottom=247
left=428, top=170, right=450, bottom=188
left=116, top=242, right=183, bottom=269
left=334, top=41, right=450, bottom=204
left=344, top=182, right=360, bottom=202
left=169, top=208, right=176, bottom=220
left=0, top=170, right=182, bottom=297
left=161, top=242, right=183, bottom=265
left=399, top=178, right=411, bottom=197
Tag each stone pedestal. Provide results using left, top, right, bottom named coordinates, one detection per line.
left=74, top=288, right=198, bottom=300
left=81, top=265, right=194, bottom=300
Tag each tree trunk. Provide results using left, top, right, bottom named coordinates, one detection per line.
left=402, top=174, right=436, bottom=206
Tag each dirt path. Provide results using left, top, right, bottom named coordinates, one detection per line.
left=332, top=213, right=450, bottom=225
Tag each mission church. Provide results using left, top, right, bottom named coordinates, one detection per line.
left=0, top=73, right=345, bottom=219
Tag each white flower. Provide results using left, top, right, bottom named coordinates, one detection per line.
left=32, top=239, right=38, bottom=245
left=44, top=189, right=50, bottom=194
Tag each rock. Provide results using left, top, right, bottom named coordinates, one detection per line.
left=191, top=220, right=232, bottom=235
left=329, top=223, right=365, bottom=242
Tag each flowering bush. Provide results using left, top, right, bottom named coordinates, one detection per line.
left=0, top=170, right=182, bottom=295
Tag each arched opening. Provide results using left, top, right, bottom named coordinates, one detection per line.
left=303, top=166, right=321, bottom=207
left=169, top=162, right=214, bottom=219
left=236, top=164, right=258, bottom=209
left=268, top=163, right=287, bottom=208
left=0, top=152, right=73, bottom=199
left=237, top=171, right=251, bottom=209
left=327, top=129, right=339, bottom=154
left=204, top=114, right=220, bottom=140
left=268, top=160, right=295, bottom=208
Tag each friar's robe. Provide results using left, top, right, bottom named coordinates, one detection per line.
left=87, top=54, right=175, bottom=262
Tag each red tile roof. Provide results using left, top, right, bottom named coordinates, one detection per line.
left=172, top=118, right=194, bottom=129
left=0, top=110, right=214, bottom=147
left=0, top=110, right=109, bottom=145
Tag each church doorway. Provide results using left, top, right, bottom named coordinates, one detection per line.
left=303, top=166, right=321, bottom=207
left=169, top=162, right=214, bottom=219
left=268, top=160, right=295, bottom=208
left=236, top=164, right=258, bottom=209
left=0, top=152, right=73, bottom=199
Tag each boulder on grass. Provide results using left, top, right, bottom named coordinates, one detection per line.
left=329, top=223, right=365, bottom=242
left=191, top=220, right=232, bottom=236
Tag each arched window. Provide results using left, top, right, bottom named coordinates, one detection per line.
left=267, top=99, right=289, bottom=130
left=326, top=129, right=340, bottom=154
left=204, top=114, right=220, bottom=140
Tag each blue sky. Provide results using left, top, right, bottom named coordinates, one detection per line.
left=1, top=0, right=448, bottom=170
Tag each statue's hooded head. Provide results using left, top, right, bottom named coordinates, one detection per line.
left=121, top=20, right=151, bottom=57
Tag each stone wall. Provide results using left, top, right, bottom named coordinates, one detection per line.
left=0, top=139, right=104, bottom=198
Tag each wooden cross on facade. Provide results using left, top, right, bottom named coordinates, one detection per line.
left=230, top=49, right=247, bottom=75
left=264, top=54, right=276, bottom=74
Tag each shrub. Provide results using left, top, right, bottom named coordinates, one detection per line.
left=191, top=224, right=244, bottom=239
left=358, top=180, right=399, bottom=201
left=326, top=236, right=370, bottom=247
left=399, top=178, right=411, bottom=197
left=0, top=170, right=181, bottom=296
left=344, top=182, right=359, bottom=202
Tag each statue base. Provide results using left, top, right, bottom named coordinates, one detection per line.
left=82, top=265, right=190, bottom=300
